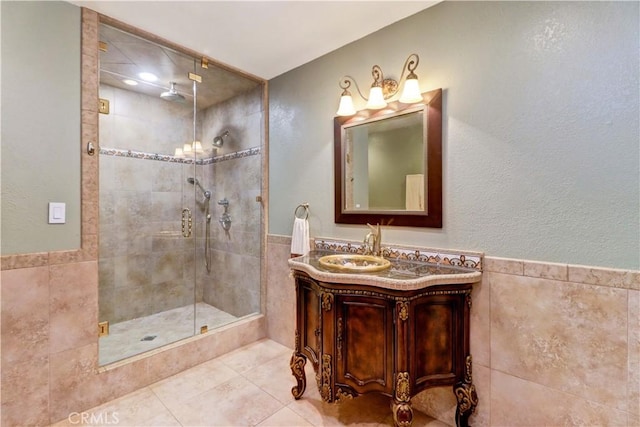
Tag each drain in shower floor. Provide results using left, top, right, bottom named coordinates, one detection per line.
left=140, top=335, right=157, bottom=341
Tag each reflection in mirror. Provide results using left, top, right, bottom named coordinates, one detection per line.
left=334, top=88, right=442, bottom=228
left=343, top=108, right=425, bottom=212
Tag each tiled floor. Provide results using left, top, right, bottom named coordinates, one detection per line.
left=53, top=339, right=450, bottom=427
left=100, top=303, right=239, bottom=365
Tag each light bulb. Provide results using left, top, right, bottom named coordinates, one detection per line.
left=137, top=72, right=157, bottom=82
left=183, top=143, right=193, bottom=154
left=366, top=86, right=387, bottom=109
left=399, top=77, right=422, bottom=104
left=336, top=94, right=356, bottom=116
left=192, top=141, right=203, bottom=153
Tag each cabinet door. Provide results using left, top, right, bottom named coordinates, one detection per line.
left=297, top=277, right=322, bottom=366
left=412, top=294, right=466, bottom=390
left=335, top=295, right=394, bottom=395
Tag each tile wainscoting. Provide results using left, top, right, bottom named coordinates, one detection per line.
left=265, top=234, right=639, bottom=427
left=1, top=232, right=636, bottom=426
left=0, top=258, right=266, bottom=426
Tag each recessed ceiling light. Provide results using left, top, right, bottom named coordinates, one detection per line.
left=138, top=72, right=157, bottom=82
left=123, top=79, right=138, bottom=86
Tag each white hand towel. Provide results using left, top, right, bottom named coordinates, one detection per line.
left=291, top=217, right=310, bottom=256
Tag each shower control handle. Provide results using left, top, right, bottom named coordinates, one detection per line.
left=217, top=198, right=231, bottom=231
left=181, top=208, right=192, bottom=237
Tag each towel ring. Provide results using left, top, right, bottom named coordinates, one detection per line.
left=294, top=203, right=310, bottom=220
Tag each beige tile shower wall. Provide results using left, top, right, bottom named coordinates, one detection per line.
left=98, top=84, right=196, bottom=323
left=99, top=85, right=193, bottom=155
left=199, top=87, right=263, bottom=318
left=265, top=234, right=640, bottom=426
left=99, top=155, right=195, bottom=323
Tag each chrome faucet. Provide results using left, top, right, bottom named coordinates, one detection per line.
left=363, top=223, right=382, bottom=256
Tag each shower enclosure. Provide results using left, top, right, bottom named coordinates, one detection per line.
left=97, top=22, right=265, bottom=365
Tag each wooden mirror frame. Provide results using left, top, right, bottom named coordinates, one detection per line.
left=334, top=88, right=442, bottom=228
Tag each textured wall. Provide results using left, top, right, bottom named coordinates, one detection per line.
left=268, top=1, right=640, bottom=269
left=1, top=1, right=81, bottom=254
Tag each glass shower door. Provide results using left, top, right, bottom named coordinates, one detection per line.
left=97, top=23, right=199, bottom=365
left=97, top=19, right=265, bottom=366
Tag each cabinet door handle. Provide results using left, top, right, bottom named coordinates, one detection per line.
left=337, top=317, right=343, bottom=360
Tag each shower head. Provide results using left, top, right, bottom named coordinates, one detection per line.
left=161, top=82, right=186, bottom=103
left=212, top=130, right=230, bottom=148
left=187, top=177, right=211, bottom=200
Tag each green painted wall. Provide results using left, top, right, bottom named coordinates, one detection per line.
left=269, top=1, right=640, bottom=269
left=1, top=1, right=81, bottom=254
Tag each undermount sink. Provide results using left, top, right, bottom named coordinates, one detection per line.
left=318, top=254, right=391, bottom=273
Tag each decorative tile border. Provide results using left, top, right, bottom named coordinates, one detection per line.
left=200, top=147, right=261, bottom=164
left=100, top=147, right=192, bottom=163
left=313, top=238, right=483, bottom=271
left=99, top=146, right=260, bottom=164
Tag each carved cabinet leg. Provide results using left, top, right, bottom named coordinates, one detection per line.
left=392, top=400, right=413, bottom=427
left=392, top=372, right=413, bottom=427
left=453, top=355, right=478, bottom=427
left=290, top=352, right=307, bottom=399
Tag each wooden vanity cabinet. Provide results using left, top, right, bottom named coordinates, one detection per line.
left=290, top=271, right=478, bottom=427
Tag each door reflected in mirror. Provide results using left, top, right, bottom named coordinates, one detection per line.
left=334, top=88, right=442, bottom=228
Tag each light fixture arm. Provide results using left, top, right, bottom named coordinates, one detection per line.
left=399, top=53, right=419, bottom=83
left=371, top=65, right=383, bottom=87
left=339, top=76, right=370, bottom=101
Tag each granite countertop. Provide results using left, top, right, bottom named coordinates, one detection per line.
left=289, top=250, right=482, bottom=291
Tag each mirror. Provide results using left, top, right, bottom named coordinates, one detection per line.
left=334, top=88, right=442, bottom=227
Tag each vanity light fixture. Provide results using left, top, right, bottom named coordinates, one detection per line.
left=336, top=53, right=422, bottom=116
left=192, top=141, right=204, bottom=154
left=122, top=79, right=138, bottom=86
left=181, top=141, right=204, bottom=155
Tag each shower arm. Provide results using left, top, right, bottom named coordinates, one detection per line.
left=187, top=178, right=211, bottom=201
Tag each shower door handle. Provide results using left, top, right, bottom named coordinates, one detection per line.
left=182, top=208, right=192, bottom=237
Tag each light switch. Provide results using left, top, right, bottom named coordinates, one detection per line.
left=48, top=202, right=66, bottom=224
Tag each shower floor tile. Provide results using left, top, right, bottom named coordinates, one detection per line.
left=99, top=303, right=238, bottom=365
left=53, top=338, right=450, bottom=427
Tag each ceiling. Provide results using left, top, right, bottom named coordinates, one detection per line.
left=71, top=1, right=440, bottom=80
left=99, top=23, right=260, bottom=109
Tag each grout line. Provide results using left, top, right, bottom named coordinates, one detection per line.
left=148, top=385, right=186, bottom=427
